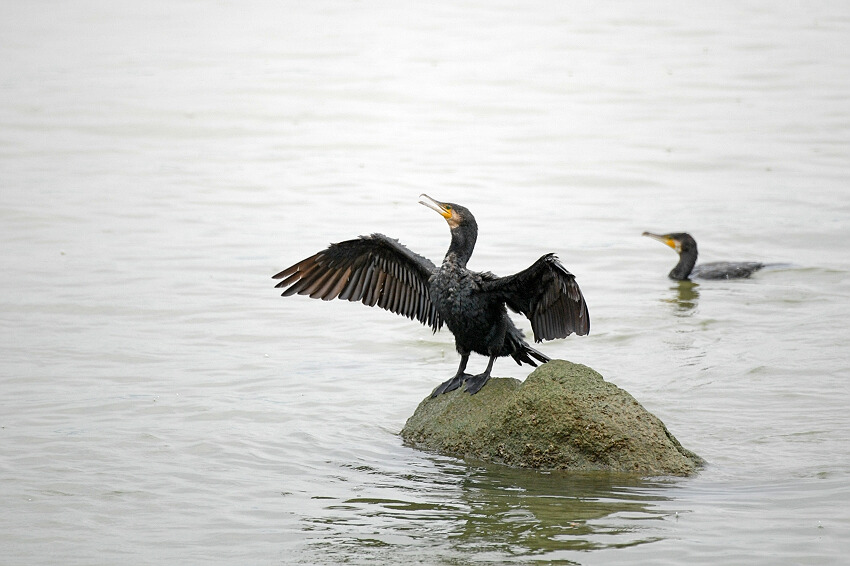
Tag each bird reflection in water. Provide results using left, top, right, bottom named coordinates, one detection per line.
left=663, top=281, right=700, bottom=316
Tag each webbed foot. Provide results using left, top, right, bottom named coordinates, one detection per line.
left=463, top=372, right=491, bottom=395
left=430, top=373, right=472, bottom=398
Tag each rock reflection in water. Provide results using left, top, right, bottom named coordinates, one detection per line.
left=450, top=464, right=674, bottom=558
left=301, top=457, right=680, bottom=564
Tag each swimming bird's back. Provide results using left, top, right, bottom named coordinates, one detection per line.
left=691, top=261, right=764, bottom=279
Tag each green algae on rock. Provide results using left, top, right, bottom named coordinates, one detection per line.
left=401, top=360, right=704, bottom=476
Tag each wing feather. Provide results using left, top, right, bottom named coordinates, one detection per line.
left=338, top=266, right=363, bottom=301
left=324, top=266, right=351, bottom=301
left=273, top=233, right=442, bottom=331
left=480, top=253, right=589, bottom=342
left=306, top=267, right=338, bottom=298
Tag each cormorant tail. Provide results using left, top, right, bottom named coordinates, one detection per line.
left=510, top=342, right=550, bottom=367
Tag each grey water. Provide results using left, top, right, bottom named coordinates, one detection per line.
left=2, top=1, right=850, bottom=564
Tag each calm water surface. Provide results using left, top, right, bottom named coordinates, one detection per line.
left=2, top=1, right=849, bottom=564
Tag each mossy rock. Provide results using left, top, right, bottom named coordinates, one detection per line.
left=401, top=360, right=704, bottom=476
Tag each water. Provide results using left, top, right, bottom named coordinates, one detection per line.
left=2, top=1, right=850, bottom=564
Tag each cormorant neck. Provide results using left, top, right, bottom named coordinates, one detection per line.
left=445, top=222, right=477, bottom=268
left=669, top=248, right=698, bottom=281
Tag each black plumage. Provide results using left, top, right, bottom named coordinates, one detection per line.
left=273, top=195, right=590, bottom=396
left=642, top=231, right=764, bottom=281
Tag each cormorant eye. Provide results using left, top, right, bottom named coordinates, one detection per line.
left=445, top=205, right=452, bottom=211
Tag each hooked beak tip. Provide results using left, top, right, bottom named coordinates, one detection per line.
left=419, top=194, right=451, bottom=219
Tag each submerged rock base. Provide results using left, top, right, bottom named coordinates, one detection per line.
left=401, top=360, right=703, bottom=476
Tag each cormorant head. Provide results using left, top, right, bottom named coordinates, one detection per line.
left=642, top=232, right=697, bottom=256
left=419, top=194, right=476, bottom=231
left=643, top=231, right=699, bottom=280
left=420, top=194, right=478, bottom=265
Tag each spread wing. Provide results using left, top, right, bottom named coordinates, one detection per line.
left=272, top=233, right=442, bottom=331
left=480, top=254, right=589, bottom=342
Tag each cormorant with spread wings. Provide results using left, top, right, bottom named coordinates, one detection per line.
left=273, top=195, right=590, bottom=396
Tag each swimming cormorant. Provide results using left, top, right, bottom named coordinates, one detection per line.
left=273, top=195, right=590, bottom=397
left=642, top=231, right=764, bottom=281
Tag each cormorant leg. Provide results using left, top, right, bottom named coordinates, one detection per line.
left=430, top=354, right=472, bottom=398
left=464, top=355, right=497, bottom=395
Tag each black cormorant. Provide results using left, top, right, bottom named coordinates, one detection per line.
left=642, top=231, right=764, bottom=281
left=273, top=195, right=590, bottom=396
